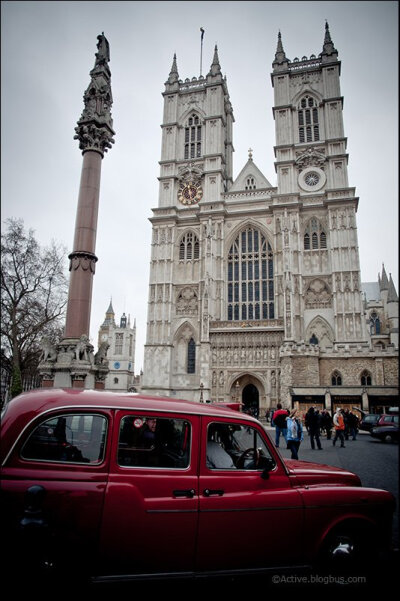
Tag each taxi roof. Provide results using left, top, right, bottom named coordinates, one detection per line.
left=4, top=387, right=254, bottom=416
left=1, top=388, right=257, bottom=463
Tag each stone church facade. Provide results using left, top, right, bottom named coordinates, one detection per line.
left=98, top=301, right=138, bottom=392
left=141, top=25, right=398, bottom=416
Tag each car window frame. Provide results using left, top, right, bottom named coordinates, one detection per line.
left=204, top=417, right=278, bottom=473
left=17, top=410, right=110, bottom=467
left=114, top=410, right=194, bottom=472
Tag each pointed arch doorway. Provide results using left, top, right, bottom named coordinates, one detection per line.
left=242, top=383, right=259, bottom=418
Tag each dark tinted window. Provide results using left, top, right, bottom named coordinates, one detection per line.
left=118, top=416, right=191, bottom=469
left=21, top=414, right=107, bottom=464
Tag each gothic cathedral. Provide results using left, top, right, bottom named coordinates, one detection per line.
left=141, top=25, right=398, bottom=416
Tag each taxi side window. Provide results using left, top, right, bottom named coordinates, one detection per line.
left=21, top=414, right=107, bottom=464
left=118, top=416, right=191, bottom=469
left=207, top=422, right=276, bottom=471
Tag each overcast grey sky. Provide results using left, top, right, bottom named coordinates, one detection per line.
left=1, top=1, right=398, bottom=371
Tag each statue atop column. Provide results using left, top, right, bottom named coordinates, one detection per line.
left=74, top=32, right=115, bottom=156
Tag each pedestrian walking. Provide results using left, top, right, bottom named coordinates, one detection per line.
left=343, top=408, right=350, bottom=440
left=306, top=407, right=323, bottom=450
left=347, top=411, right=359, bottom=440
left=271, top=403, right=289, bottom=448
left=320, top=409, right=333, bottom=439
left=332, top=407, right=346, bottom=447
left=286, top=409, right=303, bottom=460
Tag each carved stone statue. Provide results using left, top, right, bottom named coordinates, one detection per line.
left=95, top=341, right=109, bottom=365
left=75, top=335, right=90, bottom=361
left=39, top=337, right=58, bottom=362
left=95, top=33, right=110, bottom=65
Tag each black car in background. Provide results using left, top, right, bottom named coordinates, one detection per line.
left=370, top=424, right=399, bottom=443
left=359, top=413, right=381, bottom=432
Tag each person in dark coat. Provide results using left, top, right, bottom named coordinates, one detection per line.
left=347, top=411, right=359, bottom=440
left=320, top=410, right=333, bottom=440
left=271, top=404, right=290, bottom=448
left=306, top=407, right=323, bottom=450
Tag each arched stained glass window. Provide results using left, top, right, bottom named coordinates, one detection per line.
left=360, top=370, right=372, bottom=386
left=304, top=218, right=327, bottom=250
left=298, top=95, right=319, bottom=143
left=179, top=232, right=200, bottom=261
left=369, top=311, right=381, bottom=335
left=187, top=338, right=196, bottom=374
left=184, top=114, right=202, bottom=160
left=227, top=227, right=274, bottom=321
left=331, top=371, right=342, bottom=386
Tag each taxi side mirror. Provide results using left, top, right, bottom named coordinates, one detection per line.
left=261, top=459, right=276, bottom=479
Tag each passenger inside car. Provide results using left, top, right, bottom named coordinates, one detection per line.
left=118, top=416, right=190, bottom=469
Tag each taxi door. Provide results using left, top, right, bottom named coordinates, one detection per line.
left=99, top=410, right=200, bottom=576
left=196, top=415, right=304, bottom=572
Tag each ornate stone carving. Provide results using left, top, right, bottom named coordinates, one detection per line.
left=304, top=278, right=332, bottom=308
left=295, top=146, right=326, bottom=171
left=68, top=251, right=98, bottom=273
left=210, top=331, right=284, bottom=368
left=39, top=337, right=58, bottom=362
left=176, top=287, right=198, bottom=315
left=74, top=335, right=93, bottom=362
left=306, top=317, right=334, bottom=349
left=74, top=33, right=115, bottom=156
left=95, top=341, right=109, bottom=365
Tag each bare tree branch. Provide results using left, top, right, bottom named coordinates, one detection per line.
left=1, top=218, right=68, bottom=376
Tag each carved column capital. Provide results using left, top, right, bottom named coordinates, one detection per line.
left=68, top=251, right=98, bottom=273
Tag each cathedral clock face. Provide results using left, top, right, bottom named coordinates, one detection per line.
left=178, top=181, right=203, bottom=205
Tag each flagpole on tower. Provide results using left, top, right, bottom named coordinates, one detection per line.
left=200, top=27, right=205, bottom=76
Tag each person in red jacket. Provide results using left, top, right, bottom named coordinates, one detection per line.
left=332, top=407, right=346, bottom=447
left=272, top=403, right=289, bottom=448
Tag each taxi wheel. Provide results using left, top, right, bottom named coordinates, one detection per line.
left=319, top=522, right=376, bottom=571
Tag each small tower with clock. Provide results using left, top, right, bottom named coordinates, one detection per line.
left=98, top=301, right=136, bottom=391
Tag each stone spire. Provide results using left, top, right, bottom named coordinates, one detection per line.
left=74, top=32, right=116, bottom=156
left=102, top=298, right=116, bottom=327
left=387, top=274, right=398, bottom=302
left=380, top=264, right=389, bottom=290
left=208, top=45, right=222, bottom=77
left=167, top=53, right=179, bottom=84
left=320, top=21, right=338, bottom=62
left=272, top=30, right=289, bottom=71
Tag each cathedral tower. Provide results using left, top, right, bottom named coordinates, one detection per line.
left=271, top=23, right=366, bottom=349
left=142, top=48, right=234, bottom=400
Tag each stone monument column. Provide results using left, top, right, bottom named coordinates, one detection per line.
left=39, top=33, right=115, bottom=389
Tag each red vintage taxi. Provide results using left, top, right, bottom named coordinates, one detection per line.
left=0, top=388, right=395, bottom=583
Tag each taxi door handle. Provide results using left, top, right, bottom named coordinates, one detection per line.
left=173, top=489, right=196, bottom=498
left=203, top=489, right=224, bottom=497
